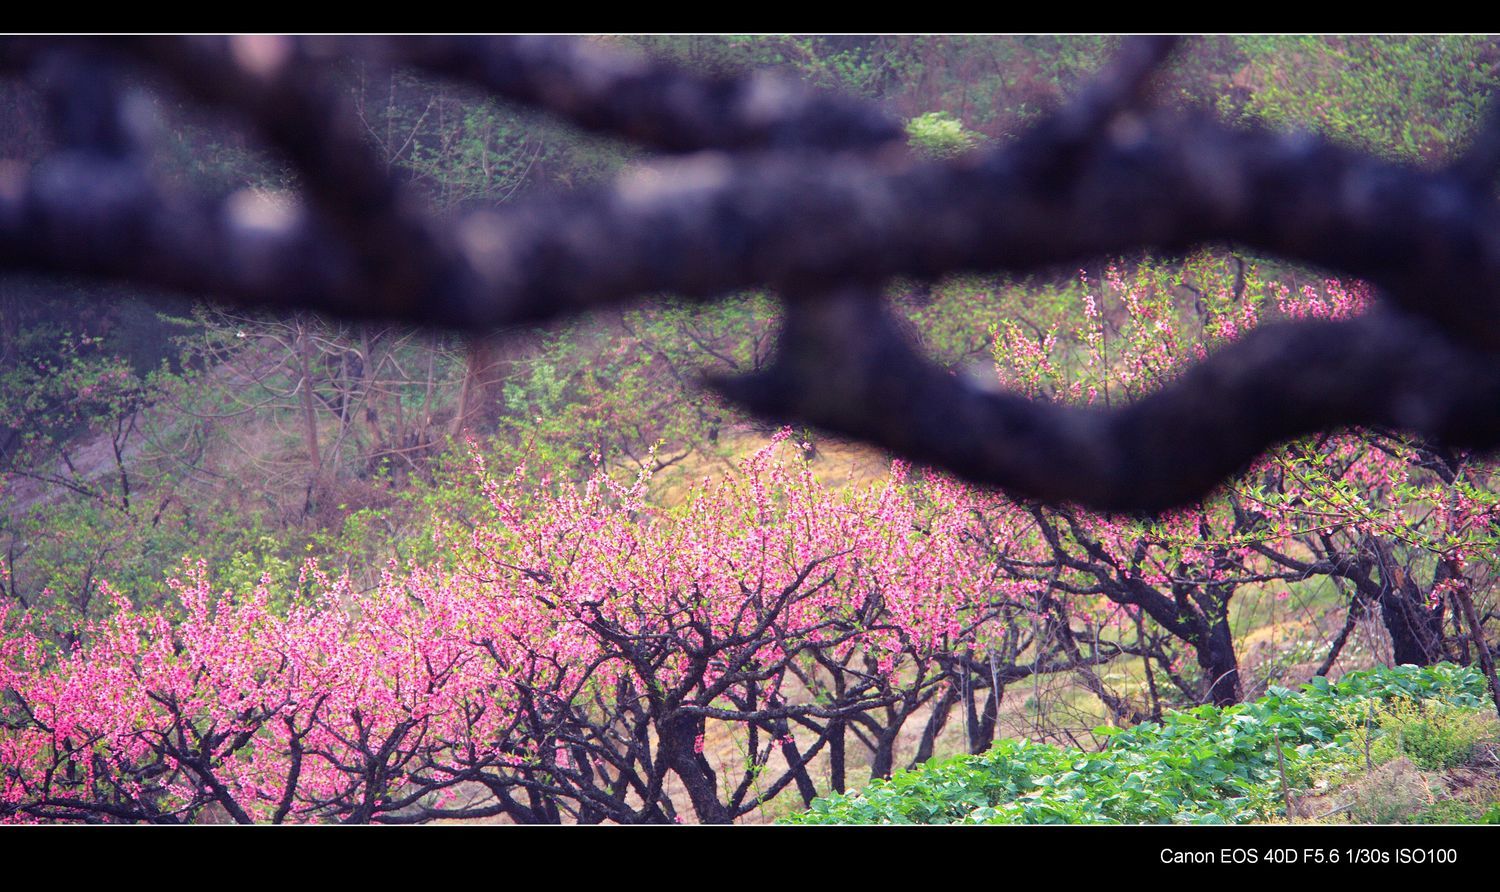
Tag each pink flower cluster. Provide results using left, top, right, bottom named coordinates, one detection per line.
left=0, top=437, right=1043, bottom=823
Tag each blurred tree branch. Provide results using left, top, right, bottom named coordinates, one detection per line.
left=4, top=35, right=1500, bottom=511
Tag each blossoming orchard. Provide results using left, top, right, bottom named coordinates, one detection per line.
left=6, top=36, right=1500, bottom=827
left=5, top=256, right=1496, bottom=823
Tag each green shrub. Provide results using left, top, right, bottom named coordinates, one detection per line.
left=906, top=112, right=981, bottom=159
left=1369, top=698, right=1493, bottom=771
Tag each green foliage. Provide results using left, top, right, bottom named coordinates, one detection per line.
left=0, top=329, right=146, bottom=468
left=212, top=535, right=302, bottom=600
left=307, top=439, right=503, bottom=579
left=1231, top=36, right=1500, bottom=164
left=782, top=664, right=1489, bottom=825
left=1367, top=697, right=1493, bottom=771
left=493, top=295, right=776, bottom=478
left=637, top=35, right=1499, bottom=164
left=1409, top=797, right=1493, bottom=824
left=893, top=273, right=1086, bottom=370
left=1, top=482, right=288, bottom=632
left=906, top=111, right=980, bottom=159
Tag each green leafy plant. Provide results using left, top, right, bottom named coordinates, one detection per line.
left=782, top=664, right=1488, bottom=825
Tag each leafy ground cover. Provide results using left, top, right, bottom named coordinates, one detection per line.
left=783, top=664, right=1499, bottom=824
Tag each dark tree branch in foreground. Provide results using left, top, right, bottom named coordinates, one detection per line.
left=4, top=35, right=1500, bottom=510
left=721, top=292, right=1500, bottom=510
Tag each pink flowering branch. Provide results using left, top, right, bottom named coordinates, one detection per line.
left=4, top=440, right=1109, bottom=823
